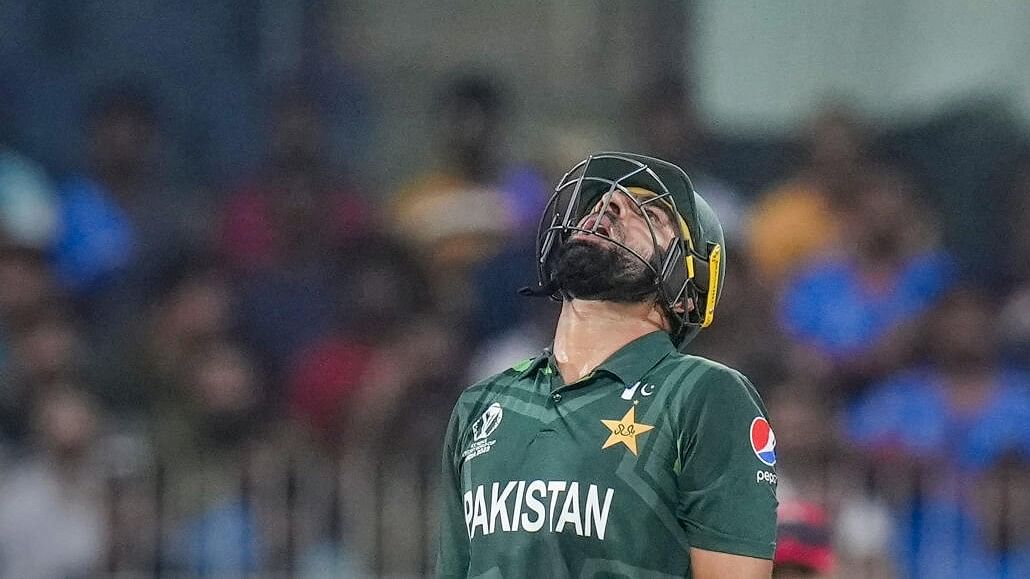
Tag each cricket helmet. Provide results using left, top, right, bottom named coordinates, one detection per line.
left=528, top=152, right=725, bottom=347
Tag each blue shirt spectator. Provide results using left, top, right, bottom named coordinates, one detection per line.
left=50, top=176, right=136, bottom=295
left=168, top=498, right=262, bottom=576
left=848, top=368, right=1030, bottom=579
left=47, top=87, right=203, bottom=337
left=847, top=367, right=1030, bottom=470
left=782, top=250, right=953, bottom=360
left=893, top=494, right=1030, bottom=579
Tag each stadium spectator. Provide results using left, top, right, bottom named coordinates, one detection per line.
left=285, top=235, right=414, bottom=441
left=156, top=337, right=267, bottom=575
left=7, top=308, right=83, bottom=391
left=0, top=243, right=58, bottom=331
left=219, top=86, right=373, bottom=274
left=223, top=87, right=375, bottom=377
left=847, top=286, right=1030, bottom=470
left=882, top=448, right=1030, bottom=578
left=288, top=337, right=373, bottom=442
left=746, top=102, right=876, bottom=286
left=144, top=259, right=236, bottom=382
left=50, top=84, right=207, bottom=411
left=769, top=377, right=897, bottom=576
left=0, top=386, right=107, bottom=579
left=0, top=305, right=87, bottom=449
left=157, top=334, right=351, bottom=576
left=0, top=244, right=61, bottom=447
left=1, top=16, right=1029, bottom=576
left=51, top=85, right=201, bottom=307
left=278, top=236, right=450, bottom=575
left=780, top=167, right=953, bottom=386
left=389, top=74, right=542, bottom=326
left=765, top=379, right=838, bottom=503
left=288, top=234, right=460, bottom=450
left=92, top=253, right=236, bottom=413
left=633, top=75, right=747, bottom=241
left=963, top=452, right=1030, bottom=577
left=689, top=251, right=789, bottom=385
left=848, top=286, right=1030, bottom=577
left=773, top=500, right=836, bottom=578
left=154, top=338, right=263, bottom=461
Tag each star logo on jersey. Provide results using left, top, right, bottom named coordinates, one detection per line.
left=601, top=406, right=654, bottom=456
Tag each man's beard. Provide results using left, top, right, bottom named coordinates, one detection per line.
left=553, top=235, right=660, bottom=303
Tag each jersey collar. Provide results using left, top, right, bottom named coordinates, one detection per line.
left=518, top=331, right=676, bottom=386
left=592, top=330, right=677, bottom=386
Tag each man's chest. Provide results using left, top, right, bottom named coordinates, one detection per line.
left=455, top=378, right=684, bottom=540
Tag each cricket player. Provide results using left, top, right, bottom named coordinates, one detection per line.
left=437, top=153, right=778, bottom=578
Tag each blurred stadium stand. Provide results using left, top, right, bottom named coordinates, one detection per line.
left=0, top=1, right=1029, bottom=578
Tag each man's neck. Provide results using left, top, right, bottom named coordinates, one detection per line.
left=552, top=299, right=666, bottom=385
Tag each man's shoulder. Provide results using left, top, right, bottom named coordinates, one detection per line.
left=658, top=352, right=748, bottom=385
left=658, top=353, right=765, bottom=413
left=456, top=354, right=543, bottom=401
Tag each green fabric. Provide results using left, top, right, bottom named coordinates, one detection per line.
left=436, top=331, right=778, bottom=578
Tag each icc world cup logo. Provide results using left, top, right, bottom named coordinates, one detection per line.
left=473, top=403, right=503, bottom=441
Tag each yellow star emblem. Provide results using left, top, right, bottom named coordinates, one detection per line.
left=601, top=406, right=654, bottom=456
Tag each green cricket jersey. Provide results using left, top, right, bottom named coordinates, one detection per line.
left=436, top=331, right=778, bottom=578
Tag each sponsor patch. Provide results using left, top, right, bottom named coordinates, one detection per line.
left=750, top=417, right=777, bottom=467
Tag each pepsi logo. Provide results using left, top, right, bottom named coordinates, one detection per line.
left=750, top=417, right=777, bottom=467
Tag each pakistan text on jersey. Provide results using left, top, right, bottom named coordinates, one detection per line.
left=463, top=481, right=615, bottom=541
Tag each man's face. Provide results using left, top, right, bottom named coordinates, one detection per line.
left=553, top=188, right=682, bottom=302
left=90, top=110, right=156, bottom=178
left=928, top=290, right=997, bottom=372
left=271, top=99, right=323, bottom=171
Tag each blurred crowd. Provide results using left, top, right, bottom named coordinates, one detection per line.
left=0, top=70, right=1029, bottom=579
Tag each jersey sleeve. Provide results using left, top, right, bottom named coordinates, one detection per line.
left=435, top=399, right=470, bottom=578
left=675, top=368, right=778, bottom=559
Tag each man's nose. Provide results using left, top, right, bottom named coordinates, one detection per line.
left=600, top=191, right=633, bottom=216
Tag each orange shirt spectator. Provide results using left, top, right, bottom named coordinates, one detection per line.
left=747, top=177, right=842, bottom=283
